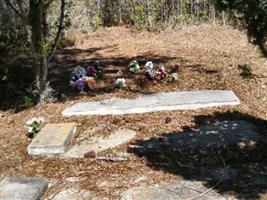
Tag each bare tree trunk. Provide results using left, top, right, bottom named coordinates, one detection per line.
left=29, top=0, right=47, bottom=93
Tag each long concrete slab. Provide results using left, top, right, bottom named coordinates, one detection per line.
left=0, top=177, right=48, bottom=200
left=62, top=90, right=240, bottom=116
left=28, top=123, right=77, bottom=155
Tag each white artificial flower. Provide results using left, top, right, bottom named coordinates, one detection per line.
left=26, top=117, right=44, bottom=126
left=159, top=65, right=165, bottom=71
left=28, top=127, right=33, bottom=133
left=37, top=117, right=45, bottom=123
left=171, top=73, right=178, bottom=81
left=129, top=67, right=135, bottom=73
left=26, top=117, right=37, bottom=126
left=145, top=61, right=153, bottom=70
left=115, top=78, right=126, bottom=88
left=31, top=117, right=38, bottom=123
left=26, top=119, right=32, bottom=126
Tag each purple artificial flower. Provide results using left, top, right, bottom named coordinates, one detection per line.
left=87, top=65, right=97, bottom=77
left=175, top=64, right=181, bottom=71
left=75, top=77, right=86, bottom=91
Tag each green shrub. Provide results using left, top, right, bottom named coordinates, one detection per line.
left=24, top=96, right=34, bottom=108
left=131, top=3, right=147, bottom=29
left=215, top=0, right=267, bottom=55
left=92, top=11, right=103, bottom=30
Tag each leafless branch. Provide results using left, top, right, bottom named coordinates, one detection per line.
left=47, top=0, right=66, bottom=63
left=3, top=0, right=23, bottom=20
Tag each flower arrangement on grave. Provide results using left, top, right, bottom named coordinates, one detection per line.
left=85, top=77, right=96, bottom=90
left=70, top=66, right=87, bottom=83
left=171, top=72, right=178, bottom=81
left=70, top=61, right=102, bottom=92
left=115, top=78, right=127, bottom=89
left=87, top=65, right=97, bottom=77
left=144, top=61, right=181, bottom=82
left=129, top=60, right=140, bottom=73
left=169, top=63, right=181, bottom=82
left=26, top=117, right=45, bottom=138
left=171, top=64, right=181, bottom=73
left=74, top=77, right=87, bottom=91
left=155, top=65, right=168, bottom=81
left=144, top=61, right=155, bottom=80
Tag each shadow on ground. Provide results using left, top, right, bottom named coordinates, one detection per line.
left=128, top=111, right=267, bottom=199
left=48, top=46, right=188, bottom=98
left=0, top=46, right=184, bottom=111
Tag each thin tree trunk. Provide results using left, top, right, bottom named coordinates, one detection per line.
left=30, top=0, right=47, bottom=93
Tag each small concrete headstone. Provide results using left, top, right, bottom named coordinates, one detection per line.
left=52, top=188, right=92, bottom=200
left=28, top=123, right=76, bottom=155
left=62, top=90, right=240, bottom=116
left=65, top=129, right=136, bottom=158
left=0, top=177, right=48, bottom=200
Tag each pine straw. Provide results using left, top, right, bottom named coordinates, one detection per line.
left=1, top=25, right=267, bottom=199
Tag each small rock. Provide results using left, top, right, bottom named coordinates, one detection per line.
left=96, top=180, right=118, bottom=189
left=131, top=176, right=148, bottom=184
left=91, top=197, right=109, bottom=200
left=165, top=117, right=172, bottom=124
left=65, top=177, right=81, bottom=183
left=84, top=151, right=97, bottom=158
left=48, top=179, right=59, bottom=188
left=52, top=188, right=92, bottom=200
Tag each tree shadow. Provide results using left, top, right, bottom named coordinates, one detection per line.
left=48, top=46, right=185, bottom=99
left=128, top=111, right=267, bottom=199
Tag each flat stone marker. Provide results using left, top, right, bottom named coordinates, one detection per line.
left=62, top=90, right=240, bottom=116
left=65, top=129, right=136, bottom=158
left=28, top=123, right=76, bottom=155
left=0, top=177, right=48, bottom=200
left=121, top=180, right=236, bottom=200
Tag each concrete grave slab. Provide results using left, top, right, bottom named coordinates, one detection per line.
left=28, top=123, right=76, bottom=155
left=0, top=177, right=48, bottom=200
left=65, top=129, right=136, bottom=158
left=62, top=90, right=240, bottom=116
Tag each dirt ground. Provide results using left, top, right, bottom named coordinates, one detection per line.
left=1, top=25, right=267, bottom=199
